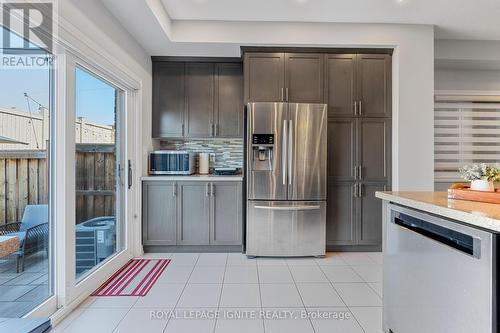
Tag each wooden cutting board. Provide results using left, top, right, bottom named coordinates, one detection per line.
left=448, top=183, right=500, bottom=204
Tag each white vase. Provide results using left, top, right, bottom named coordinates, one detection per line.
left=470, top=179, right=495, bottom=192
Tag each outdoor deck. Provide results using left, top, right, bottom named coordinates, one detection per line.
left=0, top=251, right=49, bottom=318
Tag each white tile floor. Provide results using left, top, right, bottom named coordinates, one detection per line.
left=53, top=252, right=383, bottom=333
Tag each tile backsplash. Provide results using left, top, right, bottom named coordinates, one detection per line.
left=160, top=139, right=244, bottom=171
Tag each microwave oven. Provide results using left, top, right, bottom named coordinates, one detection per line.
left=148, top=151, right=196, bottom=175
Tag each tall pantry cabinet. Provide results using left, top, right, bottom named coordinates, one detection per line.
left=325, top=53, right=391, bottom=250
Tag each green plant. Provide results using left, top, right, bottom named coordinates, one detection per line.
left=459, top=163, right=500, bottom=182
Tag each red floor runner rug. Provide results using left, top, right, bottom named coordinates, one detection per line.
left=92, top=259, right=170, bottom=296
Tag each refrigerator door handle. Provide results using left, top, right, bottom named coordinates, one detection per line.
left=288, top=119, right=293, bottom=185
left=282, top=119, right=288, bottom=185
left=254, top=205, right=321, bottom=211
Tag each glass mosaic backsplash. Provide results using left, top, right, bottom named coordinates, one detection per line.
left=159, top=139, right=244, bottom=171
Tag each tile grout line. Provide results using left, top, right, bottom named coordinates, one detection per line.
left=329, top=253, right=383, bottom=333
left=111, top=295, right=141, bottom=333
left=162, top=253, right=200, bottom=333
left=254, top=256, right=265, bottom=333
left=213, top=253, right=229, bottom=333
left=285, top=259, right=317, bottom=333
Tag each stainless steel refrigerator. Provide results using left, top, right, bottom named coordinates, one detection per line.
left=246, top=102, right=327, bottom=257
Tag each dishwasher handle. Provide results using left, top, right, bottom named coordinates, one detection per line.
left=393, top=215, right=481, bottom=259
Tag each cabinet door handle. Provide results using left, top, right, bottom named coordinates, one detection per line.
left=354, top=101, right=358, bottom=116
left=352, top=184, right=357, bottom=198
left=281, top=88, right=284, bottom=102
left=354, top=166, right=358, bottom=180
left=286, top=88, right=289, bottom=102
left=206, top=183, right=210, bottom=196
left=358, top=166, right=363, bottom=180
left=173, top=183, right=177, bottom=196
left=359, top=100, right=362, bottom=116
left=211, top=183, right=215, bottom=196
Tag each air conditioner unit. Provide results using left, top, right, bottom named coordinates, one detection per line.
left=75, top=216, right=116, bottom=276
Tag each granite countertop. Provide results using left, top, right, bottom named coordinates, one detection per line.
left=142, top=174, right=243, bottom=181
left=376, top=191, right=500, bottom=232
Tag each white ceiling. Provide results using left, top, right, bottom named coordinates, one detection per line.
left=102, top=0, right=500, bottom=56
left=160, top=0, right=500, bottom=40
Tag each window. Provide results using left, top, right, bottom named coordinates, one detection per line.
left=434, top=93, right=500, bottom=190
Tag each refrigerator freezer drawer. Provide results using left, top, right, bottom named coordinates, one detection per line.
left=246, top=201, right=326, bottom=257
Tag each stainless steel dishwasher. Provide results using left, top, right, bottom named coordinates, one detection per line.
left=384, top=204, right=498, bottom=333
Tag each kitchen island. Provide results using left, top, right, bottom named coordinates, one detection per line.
left=376, top=191, right=500, bottom=333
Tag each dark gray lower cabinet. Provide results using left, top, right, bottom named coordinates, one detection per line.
left=326, top=181, right=387, bottom=248
left=142, top=181, right=242, bottom=249
left=142, top=181, right=177, bottom=246
left=210, top=182, right=242, bottom=245
left=178, top=182, right=210, bottom=245
left=358, top=183, right=387, bottom=245
left=326, top=182, right=356, bottom=246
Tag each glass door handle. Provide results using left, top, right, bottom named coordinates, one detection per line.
left=128, top=160, right=132, bottom=189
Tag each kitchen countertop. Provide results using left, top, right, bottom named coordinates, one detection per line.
left=142, top=174, right=243, bottom=182
left=376, top=191, right=500, bottom=232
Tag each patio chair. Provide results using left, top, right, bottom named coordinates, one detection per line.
left=0, top=205, right=49, bottom=273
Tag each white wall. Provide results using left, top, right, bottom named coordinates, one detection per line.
left=436, top=69, right=500, bottom=91
left=435, top=39, right=500, bottom=91
left=164, top=22, right=436, bottom=190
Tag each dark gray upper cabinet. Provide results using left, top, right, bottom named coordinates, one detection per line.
left=325, top=53, right=391, bottom=118
left=358, top=183, right=387, bottom=245
left=244, top=52, right=324, bottom=103
left=177, top=182, right=210, bottom=245
left=328, top=118, right=356, bottom=181
left=325, top=54, right=356, bottom=117
left=244, top=52, right=285, bottom=103
left=358, top=118, right=391, bottom=182
left=326, top=181, right=356, bottom=246
left=210, top=182, right=242, bottom=245
left=285, top=53, right=324, bottom=103
left=185, top=63, right=215, bottom=138
left=357, top=54, right=391, bottom=118
left=142, top=181, right=177, bottom=246
left=215, top=63, right=243, bottom=137
left=152, top=60, right=243, bottom=139
left=152, top=62, right=185, bottom=138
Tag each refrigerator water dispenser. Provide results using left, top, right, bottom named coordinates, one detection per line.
left=252, top=134, right=274, bottom=171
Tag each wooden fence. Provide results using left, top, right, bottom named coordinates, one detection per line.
left=0, top=145, right=116, bottom=225
left=75, top=144, right=116, bottom=224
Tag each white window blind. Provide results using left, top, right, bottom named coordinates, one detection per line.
left=434, top=94, right=500, bottom=184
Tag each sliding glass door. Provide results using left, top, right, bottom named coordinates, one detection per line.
left=74, top=66, right=124, bottom=280
left=0, top=26, right=54, bottom=317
